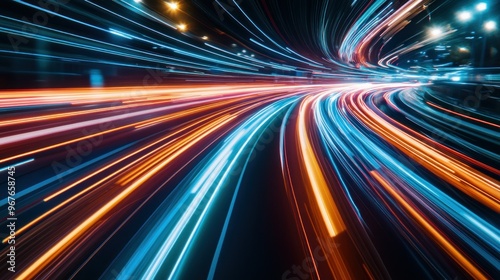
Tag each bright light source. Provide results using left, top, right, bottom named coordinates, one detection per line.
left=201, top=36, right=208, bottom=40
left=459, top=47, right=469, bottom=52
left=429, top=27, right=443, bottom=37
left=134, top=0, right=142, bottom=3
left=177, top=23, right=187, bottom=31
left=451, top=76, right=461, bottom=81
left=484, top=20, right=496, bottom=31
left=457, top=11, right=472, bottom=22
left=167, top=2, right=179, bottom=10
left=476, top=2, right=487, bottom=11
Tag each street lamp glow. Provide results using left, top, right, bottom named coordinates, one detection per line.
left=177, top=23, right=187, bottom=31
left=201, top=36, right=208, bottom=40
left=167, top=2, right=179, bottom=11
left=484, top=20, right=496, bottom=31
left=429, top=27, right=443, bottom=37
left=457, top=11, right=472, bottom=22
left=476, top=2, right=487, bottom=12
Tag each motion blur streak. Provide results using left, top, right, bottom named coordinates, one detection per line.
left=297, top=94, right=345, bottom=238
left=1, top=82, right=499, bottom=279
left=1, top=0, right=500, bottom=278
left=278, top=83, right=498, bottom=279
left=370, top=170, right=487, bottom=280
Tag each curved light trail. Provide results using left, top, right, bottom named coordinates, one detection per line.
left=1, top=83, right=498, bottom=279
left=1, top=0, right=499, bottom=279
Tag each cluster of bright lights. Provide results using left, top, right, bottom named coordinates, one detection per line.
left=455, top=2, right=495, bottom=32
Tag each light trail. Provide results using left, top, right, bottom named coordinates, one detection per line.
left=1, top=0, right=499, bottom=279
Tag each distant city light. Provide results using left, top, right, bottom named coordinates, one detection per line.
left=177, top=23, right=187, bottom=31
left=451, top=76, right=461, bottom=81
left=484, top=20, right=496, bottom=31
left=476, top=2, right=487, bottom=12
left=167, top=2, right=179, bottom=11
left=457, top=11, right=472, bottom=22
left=429, top=27, right=443, bottom=37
